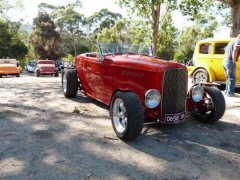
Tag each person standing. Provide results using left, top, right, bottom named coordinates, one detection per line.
left=222, top=34, right=240, bottom=97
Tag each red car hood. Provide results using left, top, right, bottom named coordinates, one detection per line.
left=105, top=54, right=185, bottom=72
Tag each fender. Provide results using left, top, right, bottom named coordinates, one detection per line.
left=188, top=63, right=216, bottom=82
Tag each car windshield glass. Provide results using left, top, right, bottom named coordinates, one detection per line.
left=97, top=42, right=154, bottom=57
left=30, top=62, right=36, bottom=65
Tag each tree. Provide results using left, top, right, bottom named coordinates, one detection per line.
left=157, top=13, right=178, bottom=60
left=0, top=0, right=22, bottom=19
left=179, top=0, right=240, bottom=37
left=84, top=9, right=122, bottom=34
left=117, top=0, right=177, bottom=56
left=29, top=12, right=64, bottom=60
left=0, top=19, right=11, bottom=58
left=0, top=19, right=28, bottom=59
left=38, top=1, right=85, bottom=56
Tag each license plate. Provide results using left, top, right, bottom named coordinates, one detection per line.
left=165, top=111, right=185, bottom=123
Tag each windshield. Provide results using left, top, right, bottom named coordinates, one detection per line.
left=97, top=42, right=154, bottom=57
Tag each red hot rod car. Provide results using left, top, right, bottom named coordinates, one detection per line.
left=35, top=60, right=58, bottom=77
left=62, top=42, right=226, bottom=140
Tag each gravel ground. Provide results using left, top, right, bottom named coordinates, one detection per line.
left=0, top=72, right=239, bottom=180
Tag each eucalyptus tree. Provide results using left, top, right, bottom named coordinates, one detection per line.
left=29, top=12, right=64, bottom=60
left=157, top=13, right=178, bottom=60
left=179, top=0, right=240, bottom=37
left=0, top=20, right=28, bottom=59
left=38, top=1, right=85, bottom=56
left=84, top=9, right=122, bottom=34
left=0, top=0, right=22, bottom=19
left=174, top=14, right=218, bottom=63
left=117, top=0, right=178, bottom=56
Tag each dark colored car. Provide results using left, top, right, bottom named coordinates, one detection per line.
left=54, top=60, right=64, bottom=71
left=61, top=42, right=226, bottom=140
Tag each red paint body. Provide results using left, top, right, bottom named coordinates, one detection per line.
left=37, top=60, right=56, bottom=75
left=75, top=53, right=189, bottom=123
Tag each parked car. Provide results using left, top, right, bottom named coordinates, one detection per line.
left=62, top=42, right=226, bottom=140
left=0, top=59, right=20, bottom=78
left=187, top=38, right=240, bottom=86
left=25, top=61, right=37, bottom=72
left=35, top=60, right=58, bottom=77
left=54, top=60, right=64, bottom=71
left=60, top=62, right=72, bottom=71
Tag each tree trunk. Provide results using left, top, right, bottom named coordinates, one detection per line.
left=230, top=5, right=240, bottom=37
left=152, top=4, right=161, bottom=57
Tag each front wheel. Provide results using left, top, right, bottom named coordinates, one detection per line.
left=62, top=69, right=78, bottom=97
left=193, top=86, right=226, bottom=123
left=16, top=73, right=20, bottom=77
left=192, top=69, right=209, bottom=84
left=110, top=91, right=144, bottom=140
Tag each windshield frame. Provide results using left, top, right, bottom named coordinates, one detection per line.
left=97, top=42, right=154, bottom=60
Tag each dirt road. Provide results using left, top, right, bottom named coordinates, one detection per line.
left=0, top=72, right=240, bottom=180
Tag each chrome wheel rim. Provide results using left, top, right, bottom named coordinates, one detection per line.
left=113, top=98, right=127, bottom=133
left=195, top=72, right=207, bottom=83
left=62, top=73, right=67, bottom=93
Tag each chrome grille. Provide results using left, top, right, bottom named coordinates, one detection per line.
left=161, top=68, right=188, bottom=117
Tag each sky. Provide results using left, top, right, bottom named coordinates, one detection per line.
left=7, top=0, right=230, bottom=38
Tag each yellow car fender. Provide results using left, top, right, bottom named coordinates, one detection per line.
left=187, top=64, right=216, bottom=82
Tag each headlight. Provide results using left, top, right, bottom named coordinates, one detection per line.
left=145, top=89, right=161, bottom=108
left=191, top=85, right=204, bottom=102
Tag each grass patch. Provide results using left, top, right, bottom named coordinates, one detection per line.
left=31, top=130, right=53, bottom=138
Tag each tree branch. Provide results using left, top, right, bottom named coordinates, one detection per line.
left=139, top=0, right=153, bottom=24
left=216, top=0, right=234, bottom=7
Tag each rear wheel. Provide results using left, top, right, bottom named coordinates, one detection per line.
left=16, top=73, right=20, bottom=77
left=110, top=91, right=144, bottom=140
left=0, top=75, right=2, bottom=78
left=55, top=71, right=59, bottom=77
left=193, top=86, right=225, bottom=123
left=62, top=69, right=78, bottom=97
left=192, top=69, right=209, bottom=84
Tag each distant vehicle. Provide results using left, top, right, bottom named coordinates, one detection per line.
left=0, top=59, right=20, bottom=78
left=54, top=60, right=64, bottom=71
left=25, top=61, right=37, bottom=72
left=60, top=62, right=73, bottom=71
left=187, top=38, right=240, bottom=86
left=62, top=42, right=226, bottom=140
left=35, top=60, right=58, bottom=77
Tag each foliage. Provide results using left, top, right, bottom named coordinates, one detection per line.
left=157, top=13, right=178, bottom=60
left=179, top=0, right=240, bottom=37
left=117, top=0, right=178, bottom=56
left=0, top=0, right=22, bottom=19
left=29, top=12, right=64, bottom=60
left=84, top=9, right=122, bottom=34
left=0, top=19, right=28, bottom=59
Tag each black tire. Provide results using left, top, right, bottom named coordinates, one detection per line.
left=55, top=71, right=59, bottom=77
left=193, top=86, right=226, bottom=123
left=192, top=69, right=209, bottom=84
left=0, top=75, right=2, bottom=78
left=16, top=73, right=20, bottom=77
left=110, top=91, right=144, bottom=140
left=35, top=69, right=40, bottom=77
left=62, top=69, right=78, bottom=97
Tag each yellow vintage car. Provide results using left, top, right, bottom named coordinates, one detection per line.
left=0, top=59, right=20, bottom=78
left=187, top=38, right=240, bottom=86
